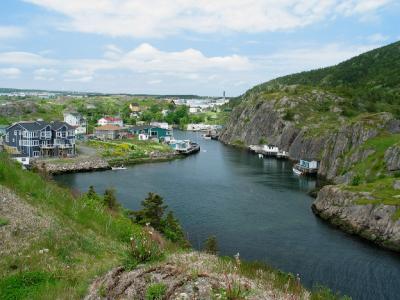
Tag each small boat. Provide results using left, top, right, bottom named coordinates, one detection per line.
left=202, top=134, right=212, bottom=140
left=292, top=167, right=302, bottom=176
left=258, top=154, right=264, bottom=159
left=112, top=165, right=127, bottom=170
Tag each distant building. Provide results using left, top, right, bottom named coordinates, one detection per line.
left=97, top=117, right=123, bottom=127
left=94, top=125, right=123, bottom=140
left=63, top=112, right=87, bottom=135
left=129, top=103, right=141, bottom=113
left=150, top=122, right=170, bottom=130
left=0, top=125, right=8, bottom=136
left=4, top=121, right=76, bottom=158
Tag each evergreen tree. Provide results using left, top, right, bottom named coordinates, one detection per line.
left=103, top=188, right=119, bottom=210
left=203, top=235, right=218, bottom=255
left=163, top=211, right=185, bottom=242
left=86, top=185, right=98, bottom=199
left=134, top=193, right=167, bottom=231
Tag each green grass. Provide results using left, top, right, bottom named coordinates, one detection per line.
left=0, top=216, right=9, bottom=227
left=0, top=153, right=155, bottom=298
left=87, top=139, right=173, bottom=160
left=341, top=133, right=400, bottom=185
left=145, top=283, right=167, bottom=300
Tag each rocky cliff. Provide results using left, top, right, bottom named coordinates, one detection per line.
left=220, top=91, right=399, bottom=182
left=312, top=185, right=400, bottom=251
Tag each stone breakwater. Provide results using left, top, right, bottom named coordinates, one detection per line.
left=33, top=158, right=111, bottom=175
left=312, top=185, right=400, bottom=252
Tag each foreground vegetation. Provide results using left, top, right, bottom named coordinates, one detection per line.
left=0, top=153, right=347, bottom=299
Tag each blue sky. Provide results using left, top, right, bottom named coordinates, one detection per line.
left=0, top=0, right=399, bottom=96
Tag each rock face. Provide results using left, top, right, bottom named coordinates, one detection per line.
left=219, top=97, right=393, bottom=182
left=312, top=186, right=400, bottom=251
left=85, top=252, right=289, bottom=300
left=385, top=145, right=400, bottom=172
left=33, top=157, right=110, bottom=174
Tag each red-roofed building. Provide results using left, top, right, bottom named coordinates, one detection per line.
left=97, top=116, right=123, bottom=127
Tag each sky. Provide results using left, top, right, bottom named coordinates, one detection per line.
left=0, top=0, right=399, bottom=96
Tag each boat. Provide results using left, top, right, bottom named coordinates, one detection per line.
left=180, top=142, right=201, bottom=155
left=292, top=166, right=303, bottom=176
left=202, top=134, right=212, bottom=140
left=258, top=154, right=264, bottom=159
left=111, top=165, right=127, bottom=170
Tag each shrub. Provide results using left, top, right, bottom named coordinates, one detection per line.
left=203, top=235, right=218, bottom=255
left=258, top=138, right=267, bottom=145
left=103, top=188, right=120, bottom=211
left=0, top=217, right=9, bottom=227
left=145, top=283, right=167, bottom=300
left=283, top=110, right=294, bottom=121
left=350, top=175, right=361, bottom=186
left=124, top=231, right=164, bottom=269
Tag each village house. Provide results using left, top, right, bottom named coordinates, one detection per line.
left=129, top=125, right=172, bottom=141
left=63, top=112, right=87, bottom=135
left=97, top=116, right=124, bottom=127
left=4, top=120, right=76, bottom=158
left=94, top=124, right=124, bottom=140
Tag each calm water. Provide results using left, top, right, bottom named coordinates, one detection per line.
left=55, top=131, right=400, bottom=300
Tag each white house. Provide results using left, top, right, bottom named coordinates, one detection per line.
left=97, top=117, right=123, bottom=127
left=63, top=112, right=87, bottom=135
left=262, top=144, right=279, bottom=155
left=150, top=122, right=170, bottom=130
left=138, top=133, right=149, bottom=141
left=299, top=160, right=319, bottom=170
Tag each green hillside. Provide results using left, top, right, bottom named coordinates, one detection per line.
left=247, top=41, right=400, bottom=117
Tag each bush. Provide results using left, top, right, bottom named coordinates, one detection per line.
left=203, top=235, right=218, bottom=255
left=124, top=231, right=164, bottom=270
left=103, top=188, right=120, bottom=211
left=283, top=110, right=294, bottom=121
left=350, top=175, right=361, bottom=186
left=145, top=283, right=167, bottom=300
left=0, top=217, right=9, bottom=227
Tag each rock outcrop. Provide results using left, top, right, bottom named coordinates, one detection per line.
left=33, top=157, right=110, bottom=174
left=85, top=252, right=303, bottom=300
left=312, top=186, right=400, bottom=251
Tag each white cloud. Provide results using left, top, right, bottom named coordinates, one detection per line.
left=0, top=26, right=24, bottom=39
left=0, top=51, right=56, bottom=66
left=367, top=33, right=389, bottom=43
left=24, top=0, right=393, bottom=37
left=64, top=69, right=94, bottom=82
left=0, top=67, right=21, bottom=79
left=34, top=68, right=58, bottom=81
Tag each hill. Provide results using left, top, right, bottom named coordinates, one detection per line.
left=246, top=40, right=400, bottom=117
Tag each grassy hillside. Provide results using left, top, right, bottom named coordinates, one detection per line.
left=246, top=41, right=400, bottom=117
left=0, top=154, right=347, bottom=299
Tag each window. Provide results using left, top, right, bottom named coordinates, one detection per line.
left=5, top=133, right=9, bottom=143
left=33, top=151, right=40, bottom=157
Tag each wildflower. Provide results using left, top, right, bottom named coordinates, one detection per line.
left=146, top=222, right=150, bottom=227
left=44, top=248, right=49, bottom=253
left=39, top=249, right=44, bottom=254
left=130, top=237, right=134, bottom=241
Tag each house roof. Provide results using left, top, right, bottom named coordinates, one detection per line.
left=8, top=120, right=73, bottom=131
left=100, top=116, right=122, bottom=122
left=95, top=124, right=122, bottom=131
left=51, top=121, right=74, bottom=130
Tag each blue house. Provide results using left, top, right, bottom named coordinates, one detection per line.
left=129, top=125, right=172, bottom=140
left=4, top=121, right=76, bottom=158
